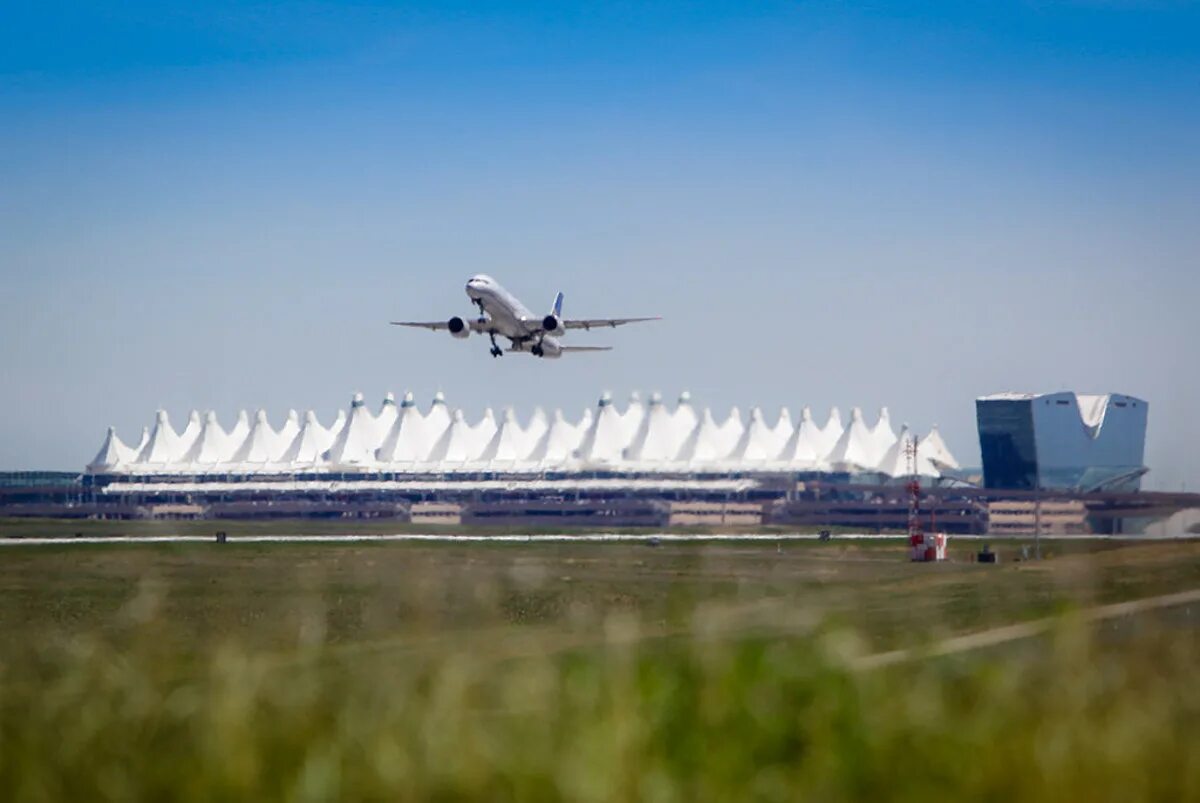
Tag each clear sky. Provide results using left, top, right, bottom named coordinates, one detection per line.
left=2, top=1, right=1198, bottom=488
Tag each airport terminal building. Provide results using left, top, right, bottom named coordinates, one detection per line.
left=84, top=390, right=960, bottom=483
left=2, top=388, right=1189, bottom=535
left=976, top=392, right=1148, bottom=492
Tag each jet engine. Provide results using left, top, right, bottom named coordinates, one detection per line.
left=541, top=314, right=566, bottom=337
left=447, top=317, right=470, bottom=339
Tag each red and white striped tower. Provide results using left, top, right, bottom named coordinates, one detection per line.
left=908, top=435, right=947, bottom=561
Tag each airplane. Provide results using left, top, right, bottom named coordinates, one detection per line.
left=391, top=274, right=660, bottom=359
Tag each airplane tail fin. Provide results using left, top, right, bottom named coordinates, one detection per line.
left=551, top=292, right=564, bottom=318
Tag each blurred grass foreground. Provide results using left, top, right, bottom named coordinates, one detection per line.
left=1, top=539, right=1199, bottom=801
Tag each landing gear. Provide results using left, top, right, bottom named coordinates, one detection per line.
left=489, top=331, right=503, bottom=358
left=531, top=344, right=544, bottom=358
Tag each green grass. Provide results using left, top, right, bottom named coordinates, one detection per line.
left=1, top=539, right=1199, bottom=800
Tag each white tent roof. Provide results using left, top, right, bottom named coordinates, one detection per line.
left=427, top=409, right=489, bottom=463
left=220, top=411, right=252, bottom=464
left=778, top=406, right=824, bottom=467
left=88, top=392, right=959, bottom=479
left=623, top=392, right=680, bottom=464
left=677, top=408, right=733, bottom=463
left=275, top=410, right=301, bottom=461
left=813, top=407, right=843, bottom=459
left=374, top=393, right=399, bottom=443
left=523, top=407, right=550, bottom=450
left=576, top=392, right=627, bottom=463
left=324, top=393, right=379, bottom=466
left=620, top=391, right=646, bottom=444
left=479, top=407, right=528, bottom=463
left=876, top=425, right=940, bottom=478
left=526, top=409, right=585, bottom=463
left=920, top=425, right=960, bottom=471
left=771, top=408, right=794, bottom=449
left=230, top=409, right=283, bottom=465
left=328, top=409, right=347, bottom=438
left=377, top=394, right=434, bottom=463
left=88, top=427, right=135, bottom=472
left=868, top=407, right=898, bottom=462
left=728, top=407, right=779, bottom=463
left=183, top=412, right=233, bottom=465
left=424, top=392, right=452, bottom=439
left=177, top=411, right=202, bottom=456
left=131, top=427, right=150, bottom=457
left=673, top=391, right=699, bottom=441
left=280, top=411, right=337, bottom=465
left=136, top=410, right=184, bottom=465
left=473, top=408, right=498, bottom=452
left=826, top=407, right=880, bottom=471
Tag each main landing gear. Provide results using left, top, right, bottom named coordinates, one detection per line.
left=530, top=333, right=546, bottom=358
left=488, top=332, right=503, bottom=358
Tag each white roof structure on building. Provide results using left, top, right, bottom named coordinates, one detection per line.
left=920, top=425, right=960, bottom=471
left=88, top=427, right=135, bottom=472
left=868, top=407, right=898, bottom=462
left=526, top=409, right=586, bottom=464
left=427, top=409, right=492, bottom=465
left=826, top=407, right=880, bottom=471
left=672, top=391, right=699, bottom=444
left=478, top=407, right=527, bottom=464
left=620, top=391, right=646, bottom=445
left=276, top=410, right=301, bottom=460
left=324, top=393, right=378, bottom=466
left=623, top=392, right=683, bottom=464
left=374, top=393, right=399, bottom=444
left=813, top=407, right=843, bottom=460
left=137, top=410, right=183, bottom=465
left=88, top=391, right=958, bottom=480
left=177, top=411, right=202, bottom=457
left=184, top=412, right=231, bottom=465
left=876, top=424, right=940, bottom=478
left=524, top=408, right=550, bottom=451
left=728, top=408, right=779, bottom=463
left=227, top=411, right=251, bottom=450
left=771, top=408, right=794, bottom=452
left=778, top=406, right=825, bottom=468
left=131, top=427, right=150, bottom=458
left=576, top=392, right=626, bottom=464
left=377, top=394, right=431, bottom=464
left=230, top=409, right=283, bottom=465
left=281, top=411, right=337, bottom=465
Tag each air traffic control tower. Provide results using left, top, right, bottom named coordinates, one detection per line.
left=976, top=392, right=1148, bottom=492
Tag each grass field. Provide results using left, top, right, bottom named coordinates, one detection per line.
left=1, top=532, right=1199, bottom=800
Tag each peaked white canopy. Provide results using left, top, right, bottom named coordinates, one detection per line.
left=827, top=407, right=880, bottom=471
left=87, top=391, right=955, bottom=479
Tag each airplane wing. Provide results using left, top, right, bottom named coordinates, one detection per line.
left=561, top=317, right=661, bottom=331
left=390, top=319, right=489, bottom=332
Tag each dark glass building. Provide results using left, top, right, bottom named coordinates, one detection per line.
left=976, top=392, right=1148, bottom=492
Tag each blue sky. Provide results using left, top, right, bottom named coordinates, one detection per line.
left=2, top=1, right=1198, bottom=488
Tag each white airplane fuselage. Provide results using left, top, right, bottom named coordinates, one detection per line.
left=465, top=275, right=564, bottom=355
